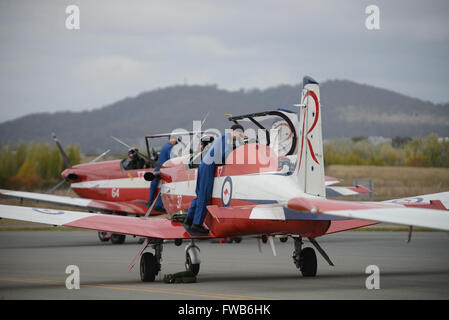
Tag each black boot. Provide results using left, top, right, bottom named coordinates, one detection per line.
left=191, top=224, right=209, bottom=234
left=183, top=217, right=193, bottom=227
left=153, top=206, right=166, bottom=213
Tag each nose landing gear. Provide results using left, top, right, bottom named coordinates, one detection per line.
left=185, top=240, right=201, bottom=276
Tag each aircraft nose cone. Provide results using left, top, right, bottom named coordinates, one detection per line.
left=61, top=169, right=69, bottom=180
left=61, top=169, right=79, bottom=182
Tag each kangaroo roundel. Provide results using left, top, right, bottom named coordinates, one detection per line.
left=221, top=176, right=233, bottom=207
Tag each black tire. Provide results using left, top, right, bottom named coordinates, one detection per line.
left=185, top=252, right=200, bottom=276
left=280, top=237, right=288, bottom=243
left=98, top=231, right=110, bottom=242
left=110, top=233, right=126, bottom=245
left=299, top=247, right=317, bottom=277
left=233, top=237, right=242, bottom=243
left=140, top=252, right=158, bottom=282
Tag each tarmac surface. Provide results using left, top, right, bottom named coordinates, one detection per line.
left=0, top=230, right=448, bottom=300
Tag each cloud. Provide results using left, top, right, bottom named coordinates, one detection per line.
left=0, top=0, right=448, bottom=122
left=78, top=56, right=151, bottom=78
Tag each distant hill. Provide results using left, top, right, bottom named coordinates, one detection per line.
left=1, top=79, right=448, bottom=154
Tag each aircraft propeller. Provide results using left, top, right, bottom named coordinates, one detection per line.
left=111, top=136, right=151, bottom=163
left=45, top=133, right=110, bottom=194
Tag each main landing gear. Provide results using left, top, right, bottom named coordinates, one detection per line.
left=137, top=236, right=331, bottom=282
left=98, top=231, right=109, bottom=242
left=138, top=239, right=201, bottom=282
left=140, top=240, right=163, bottom=282
left=292, top=237, right=334, bottom=277
left=97, top=231, right=126, bottom=244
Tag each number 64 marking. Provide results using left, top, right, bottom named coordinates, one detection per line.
left=112, top=187, right=120, bottom=198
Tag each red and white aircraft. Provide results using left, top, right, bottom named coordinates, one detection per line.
left=1, top=76, right=448, bottom=282
left=0, top=115, right=370, bottom=244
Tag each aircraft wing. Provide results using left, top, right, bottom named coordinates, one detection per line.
left=284, top=193, right=449, bottom=232
left=0, top=189, right=157, bottom=216
left=384, top=191, right=449, bottom=209
left=325, top=185, right=371, bottom=197
left=212, top=192, right=449, bottom=233
left=0, top=204, right=212, bottom=239
left=324, top=176, right=340, bottom=186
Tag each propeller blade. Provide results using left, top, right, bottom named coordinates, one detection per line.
left=184, top=112, right=211, bottom=155
left=111, top=136, right=132, bottom=149
left=201, top=112, right=209, bottom=126
left=144, top=181, right=161, bottom=218
left=52, top=133, right=72, bottom=169
left=111, top=136, right=150, bottom=162
left=45, top=179, right=67, bottom=194
left=89, top=149, right=111, bottom=163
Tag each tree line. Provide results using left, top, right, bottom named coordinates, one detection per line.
left=324, top=134, right=449, bottom=167
left=0, top=141, right=81, bottom=190
left=0, top=134, right=447, bottom=191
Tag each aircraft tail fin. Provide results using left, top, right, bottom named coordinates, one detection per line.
left=293, top=76, right=325, bottom=197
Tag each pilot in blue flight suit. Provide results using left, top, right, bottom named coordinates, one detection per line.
left=149, top=137, right=178, bottom=212
left=184, top=124, right=245, bottom=233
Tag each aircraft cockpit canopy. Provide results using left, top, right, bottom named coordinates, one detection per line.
left=227, top=109, right=298, bottom=156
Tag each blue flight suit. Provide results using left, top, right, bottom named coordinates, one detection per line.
left=187, top=133, right=233, bottom=226
left=149, top=142, right=173, bottom=207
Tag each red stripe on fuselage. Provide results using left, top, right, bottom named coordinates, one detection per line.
left=72, top=187, right=150, bottom=202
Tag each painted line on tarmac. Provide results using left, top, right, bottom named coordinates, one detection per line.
left=0, top=277, right=278, bottom=300
left=83, top=283, right=278, bottom=300
left=0, top=277, right=62, bottom=285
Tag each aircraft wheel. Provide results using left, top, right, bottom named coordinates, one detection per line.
left=140, top=252, right=159, bottom=282
left=233, top=237, right=242, bottom=243
left=185, top=252, right=200, bottom=276
left=299, top=247, right=317, bottom=277
left=98, top=231, right=110, bottom=242
left=110, top=233, right=126, bottom=244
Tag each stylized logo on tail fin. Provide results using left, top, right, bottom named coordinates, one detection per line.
left=294, top=76, right=325, bottom=197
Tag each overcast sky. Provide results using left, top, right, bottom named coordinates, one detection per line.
left=0, top=0, right=448, bottom=122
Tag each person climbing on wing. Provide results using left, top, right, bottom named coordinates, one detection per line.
left=148, top=137, right=178, bottom=212
left=184, top=124, right=246, bottom=233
